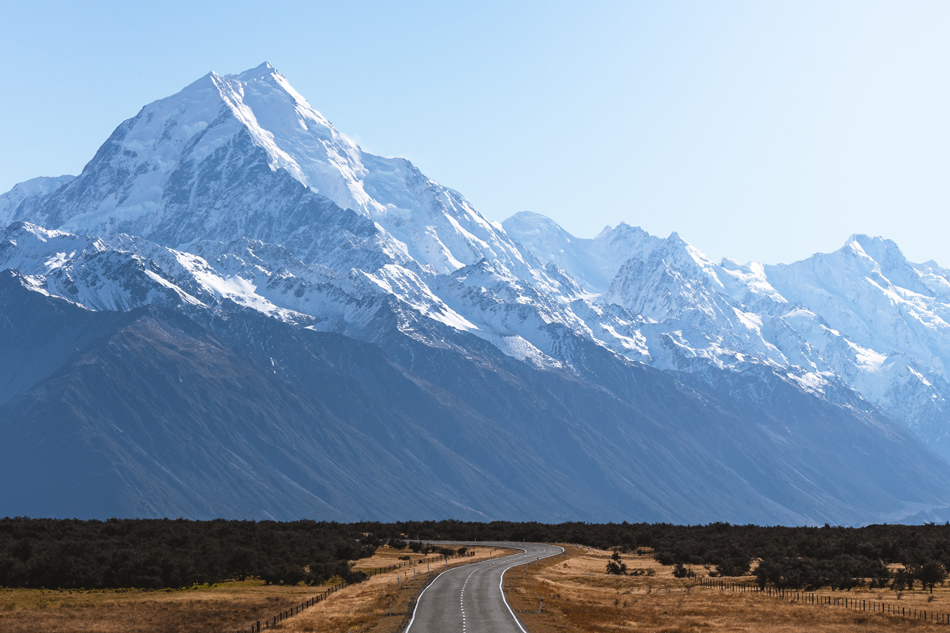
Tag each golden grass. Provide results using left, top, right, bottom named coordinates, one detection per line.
left=0, top=580, right=316, bottom=633
left=503, top=546, right=950, bottom=632
left=11, top=542, right=947, bottom=632
left=0, top=546, right=503, bottom=633
left=350, top=545, right=427, bottom=571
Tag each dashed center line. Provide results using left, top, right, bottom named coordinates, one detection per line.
left=460, top=567, right=479, bottom=632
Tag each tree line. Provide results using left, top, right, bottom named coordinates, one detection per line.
left=0, top=518, right=382, bottom=589
left=3, top=518, right=949, bottom=592
left=352, top=520, right=950, bottom=592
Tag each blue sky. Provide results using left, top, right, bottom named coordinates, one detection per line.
left=3, top=1, right=950, bottom=265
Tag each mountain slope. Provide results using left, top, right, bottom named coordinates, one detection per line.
left=1, top=63, right=949, bottom=524
left=2, top=269, right=946, bottom=524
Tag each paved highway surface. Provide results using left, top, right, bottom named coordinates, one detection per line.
left=405, top=541, right=564, bottom=633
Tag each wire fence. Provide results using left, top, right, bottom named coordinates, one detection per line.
left=698, top=576, right=950, bottom=625
left=234, top=551, right=476, bottom=632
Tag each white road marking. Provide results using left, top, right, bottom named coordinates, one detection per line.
left=498, top=546, right=564, bottom=633
left=404, top=566, right=453, bottom=632
left=405, top=543, right=563, bottom=633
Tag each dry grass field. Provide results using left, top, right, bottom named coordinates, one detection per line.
left=0, top=580, right=316, bottom=633
left=0, top=545, right=502, bottom=633
left=6, top=542, right=950, bottom=632
left=504, top=546, right=950, bottom=632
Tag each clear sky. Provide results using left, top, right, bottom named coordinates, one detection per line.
left=3, top=1, right=950, bottom=266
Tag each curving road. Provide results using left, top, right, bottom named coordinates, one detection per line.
left=405, top=541, right=563, bottom=633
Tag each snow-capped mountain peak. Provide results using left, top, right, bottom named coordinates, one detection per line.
left=206, top=62, right=370, bottom=209
left=503, top=213, right=663, bottom=293
left=506, top=211, right=950, bottom=458
left=2, top=64, right=531, bottom=277
left=4, top=65, right=950, bottom=525
left=202, top=63, right=537, bottom=276
left=5, top=65, right=950, bottom=462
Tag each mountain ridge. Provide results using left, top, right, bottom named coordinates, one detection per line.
left=2, top=64, right=949, bottom=524
left=506, top=213, right=950, bottom=459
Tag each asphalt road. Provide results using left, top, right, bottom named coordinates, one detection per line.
left=405, top=541, right=564, bottom=633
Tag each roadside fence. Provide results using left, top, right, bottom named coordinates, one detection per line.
left=698, top=576, right=950, bottom=625
left=235, top=551, right=476, bottom=632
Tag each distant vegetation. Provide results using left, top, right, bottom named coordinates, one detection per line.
left=357, top=520, right=950, bottom=593
left=2, top=518, right=949, bottom=592
left=0, top=518, right=444, bottom=589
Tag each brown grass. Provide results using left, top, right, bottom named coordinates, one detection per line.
left=0, top=546, right=505, bottom=633
left=11, top=543, right=947, bottom=632
left=350, top=545, right=427, bottom=571
left=0, top=580, right=316, bottom=633
left=503, top=546, right=950, bottom=632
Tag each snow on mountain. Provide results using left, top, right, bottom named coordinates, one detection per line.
left=0, top=175, right=74, bottom=224
left=3, top=65, right=947, bottom=444
left=4, top=65, right=947, bottom=432
left=3, top=63, right=528, bottom=278
left=504, top=211, right=663, bottom=292
left=0, top=222, right=276, bottom=316
left=512, top=214, right=950, bottom=457
left=764, top=235, right=950, bottom=445
left=0, top=63, right=623, bottom=369
left=766, top=235, right=950, bottom=371
left=2, top=63, right=950, bottom=523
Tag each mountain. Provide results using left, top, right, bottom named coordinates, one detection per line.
left=2, top=64, right=949, bottom=524
left=0, top=63, right=524, bottom=276
left=0, top=175, right=74, bottom=222
left=506, top=214, right=950, bottom=460
left=502, top=212, right=662, bottom=292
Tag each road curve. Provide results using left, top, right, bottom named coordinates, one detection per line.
left=405, top=541, right=563, bottom=633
